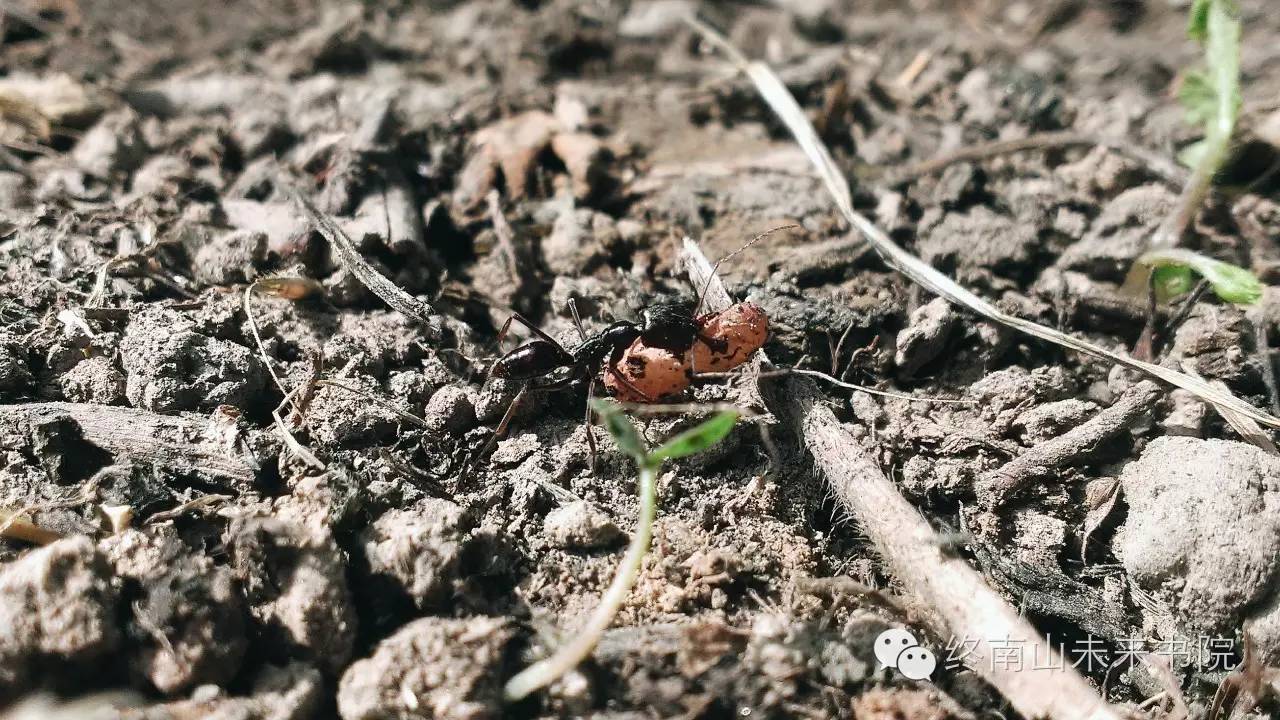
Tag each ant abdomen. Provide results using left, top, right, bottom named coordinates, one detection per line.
left=491, top=340, right=573, bottom=381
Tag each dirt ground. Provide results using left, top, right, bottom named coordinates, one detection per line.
left=2, top=0, right=1280, bottom=718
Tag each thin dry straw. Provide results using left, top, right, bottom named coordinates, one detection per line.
left=684, top=15, right=1280, bottom=431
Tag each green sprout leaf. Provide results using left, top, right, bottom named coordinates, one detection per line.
left=1177, top=71, right=1215, bottom=127
left=1188, top=0, right=1211, bottom=40
left=648, top=411, right=740, bottom=465
left=591, top=399, right=647, bottom=462
left=1175, top=0, right=1241, bottom=171
left=1153, top=265, right=1195, bottom=299
left=1139, top=248, right=1262, bottom=305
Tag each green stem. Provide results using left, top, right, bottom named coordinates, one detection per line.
left=504, top=462, right=659, bottom=701
left=1155, top=0, right=1239, bottom=249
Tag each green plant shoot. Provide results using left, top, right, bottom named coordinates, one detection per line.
left=504, top=400, right=740, bottom=701
left=1148, top=0, right=1243, bottom=251
left=1177, top=0, right=1241, bottom=171
left=1131, top=248, right=1262, bottom=305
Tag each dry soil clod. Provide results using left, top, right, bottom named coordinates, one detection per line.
left=976, top=380, right=1163, bottom=508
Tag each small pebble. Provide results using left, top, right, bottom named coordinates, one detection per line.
left=543, top=501, right=624, bottom=550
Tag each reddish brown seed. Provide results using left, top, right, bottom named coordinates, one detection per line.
left=603, top=338, right=693, bottom=402
left=690, top=302, right=769, bottom=373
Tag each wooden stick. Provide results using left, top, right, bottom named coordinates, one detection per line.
left=0, top=402, right=260, bottom=488
left=682, top=237, right=1121, bottom=720
left=975, top=380, right=1162, bottom=505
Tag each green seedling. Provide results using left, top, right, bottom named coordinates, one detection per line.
left=504, top=400, right=739, bottom=701
left=1151, top=0, right=1243, bottom=249
left=1129, top=248, right=1262, bottom=305
left=1178, top=0, right=1241, bottom=172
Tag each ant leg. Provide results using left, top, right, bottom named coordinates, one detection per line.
left=567, top=298, right=588, bottom=342
left=584, top=378, right=598, bottom=474
left=602, top=362, right=657, bottom=403
left=473, top=384, right=530, bottom=465
left=495, top=312, right=566, bottom=349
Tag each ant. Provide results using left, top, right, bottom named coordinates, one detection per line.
left=481, top=300, right=722, bottom=470
left=476, top=226, right=794, bottom=470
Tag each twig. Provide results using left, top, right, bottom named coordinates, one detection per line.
left=316, top=378, right=432, bottom=429
left=975, top=381, right=1162, bottom=506
left=272, top=381, right=325, bottom=471
left=290, top=351, right=323, bottom=426
left=1163, top=279, right=1211, bottom=343
left=683, top=238, right=1122, bottom=720
left=684, top=15, right=1280, bottom=431
left=146, top=494, right=233, bottom=525
left=696, top=367, right=973, bottom=404
left=0, top=403, right=259, bottom=488
left=1258, top=323, right=1280, bottom=416
left=0, top=508, right=61, bottom=545
left=879, top=131, right=1188, bottom=187
left=292, top=188, right=444, bottom=341
left=487, top=190, right=523, bottom=284
left=244, top=283, right=296, bottom=416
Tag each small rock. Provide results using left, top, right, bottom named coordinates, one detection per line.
left=72, top=109, right=148, bottom=178
left=59, top=356, right=126, bottom=405
left=542, top=206, right=616, bottom=276
left=900, top=456, right=974, bottom=500
left=1169, top=304, right=1261, bottom=387
left=1012, top=399, right=1099, bottom=444
left=227, top=514, right=357, bottom=674
left=337, top=616, right=513, bottom=720
left=120, top=307, right=265, bottom=413
left=932, top=162, right=981, bottom=208
left=137, top=662, right=323, bottom=720
left=307, top=378, right=401, bottom=447
left=956, top=69, right=996, bottom=125
left=424, top=385, right=476, bottom=435
left=1012, top=509, right=1067, bottom=568
left=102, top=529, right=248, bottom=694
left=544, top=501, right=624, bottom=550
left=894, top=298, right=958, bottom=376
left=968, top=366, right=1075, bottom=432
left=619, top=0, right=696, bottom=37
left=223, top=199, right=311, bottom=258
left=0, top=73, right=102, bottom=129
left=0, top=171, right=30, bottom=208
left=0, top=333, right=32, bottom=398
left=231, top=106, right=292, bottom=158
left=129, top=155, right=192, bottom=197
left=918, top=207, right=1037, bottom=282
left=386, top=370, right=436, bottom=407
left=1055, top=146, right=1139, bottom=198
left=1057, top=185, right=1176, bottom=281
left=853, top=688, right=955, bottom=720
left=1118, top=436, right=1280, bottom=634
left=0, top=537, right=119, bottom=694
left=1161, top=388, right=1206, bottom=437
left=194, top=230, right=268, bottom=286
left=362, top=500, right=469, bottom=610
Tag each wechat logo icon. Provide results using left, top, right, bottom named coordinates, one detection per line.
left=874, top=628, right=936, bottom=680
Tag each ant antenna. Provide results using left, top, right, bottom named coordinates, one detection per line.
left=692, top=224, right=800, bottom=317
left=567, top=298, right=587, bottom=341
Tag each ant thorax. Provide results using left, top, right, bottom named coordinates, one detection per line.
left=638, top=302, right=699, bottom=353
